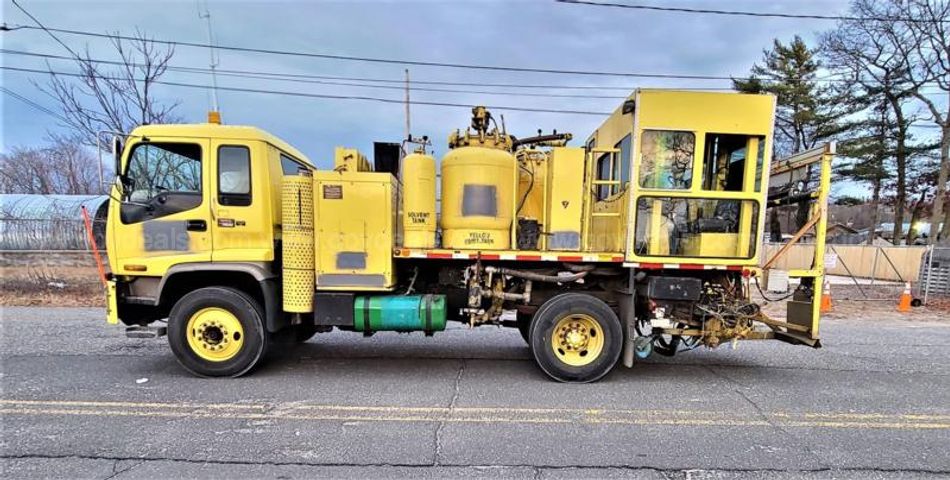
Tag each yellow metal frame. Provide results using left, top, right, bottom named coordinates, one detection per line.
left=762, top=143, right=834, bottom=339
left=582, top=147, right=622, bottom=252
left=622, top=90, right=776, bottom=265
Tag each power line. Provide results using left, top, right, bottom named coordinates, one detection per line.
left=555, top=0, right=943, bottom=23
left=10, top=24, right=922, bottom=86
left=5, top=24, right=797, bottom=82
left=4, top=50, right=643, bottom=91
left=0, top=50, right=632, bottom=99
left=9, top=0, right=82, bottom=59
left=0, top=86, right=68, bottom=123
left=2, top=48, right=741, bottom=93
left=13, top=48, right=945, bottom=97
left=2, top=65, right=614, bottom=116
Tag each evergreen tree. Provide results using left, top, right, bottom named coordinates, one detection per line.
left=733, top=36, right=848, bottom=157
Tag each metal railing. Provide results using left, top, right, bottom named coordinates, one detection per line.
left=920, top=247, right=950, bottom=304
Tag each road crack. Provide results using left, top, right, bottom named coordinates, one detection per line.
left=433, top=359, right=465, bottom=466
left=704, top=365, right=828, bottom=470
left=5, top=454, right=950, bottom=475
left=102, top=457, right=145, bottom=480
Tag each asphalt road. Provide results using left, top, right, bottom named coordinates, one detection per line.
left=2, top=307, right=949, bottom=479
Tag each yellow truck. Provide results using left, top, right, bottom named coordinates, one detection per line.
left=104, top=89, right=831, bottom=382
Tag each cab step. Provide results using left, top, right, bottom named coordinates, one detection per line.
left=125, top=325, right=167, bottom=339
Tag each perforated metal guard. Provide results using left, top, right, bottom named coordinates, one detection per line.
left=281, top=176, right=315, bottom=313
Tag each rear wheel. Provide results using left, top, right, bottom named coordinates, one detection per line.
left=529, top=293, right=622, bottom=383
left=167, top=287, right=267, bottom=377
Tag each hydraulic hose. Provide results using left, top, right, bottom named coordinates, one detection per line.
left=485, top=266, right=589, bottom=283
left=562, top=263, right=620, bottom=276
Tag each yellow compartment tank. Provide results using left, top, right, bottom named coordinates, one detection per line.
left=440, top=107, right=516, bottom=250
left=402, top=149, right=437, bottom=248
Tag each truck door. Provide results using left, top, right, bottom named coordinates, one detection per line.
left=110, top=138, right=213, bottom=276
left=210, top=140, right=271, bottom=262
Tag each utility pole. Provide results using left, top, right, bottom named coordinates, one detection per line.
left=197, top=0, right=221, bottom=121
left=404, top=69, right=411, bottom=140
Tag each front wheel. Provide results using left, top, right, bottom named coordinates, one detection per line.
left=167, top=287, right=267, bottom=377
left=529, top=293, right=622, bottom=383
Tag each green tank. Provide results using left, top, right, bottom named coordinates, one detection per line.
left=353, top=294, right=446, bottom=333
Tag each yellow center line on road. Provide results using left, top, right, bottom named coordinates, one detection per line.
left=2, top=398, right=949, bottom=430
left=0, top=398, right=270, bottom=411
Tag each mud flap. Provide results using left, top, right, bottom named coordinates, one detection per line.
left=106, top=280, right=119, bottom=325
left=621, top=268, right=636, bottom=367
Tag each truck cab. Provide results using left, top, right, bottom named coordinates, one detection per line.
left=106, top=124, right=313, bottom=374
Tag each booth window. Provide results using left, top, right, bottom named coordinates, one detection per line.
left=639, top=130, right=694, bottom=190
left=754, top=138, right=766, bottom=192
left=595, top=152, right=612, bottom=200
left=702, top=134, right=749, bottom=192
left=616, top=134, right=631, bottom=187
left=634, top=196, right=759, bottom=259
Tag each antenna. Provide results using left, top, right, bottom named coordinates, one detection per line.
left=404, top=69, right=411, bottom=140
left=197, top=0, right=221, bottom=120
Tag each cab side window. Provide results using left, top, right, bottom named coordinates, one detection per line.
left=125, top=142, right=202, bottom=201
left=280, top=153, right=308, bottom=175
left=121, top=142, right=202, bottom=223
left=218, top=146, right=251, bottom=206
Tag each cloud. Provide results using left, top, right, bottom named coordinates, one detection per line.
left=3, top=0, right=850, bottom=165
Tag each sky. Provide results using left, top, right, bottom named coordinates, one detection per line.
left=0, top=0, right=941, bottom=189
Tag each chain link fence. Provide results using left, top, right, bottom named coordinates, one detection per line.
left=0, top=195, right=108, bottom=251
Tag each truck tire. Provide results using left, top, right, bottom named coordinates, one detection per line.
left=529, top=293, right=622, bottom=383
left=167, top=287, right=267, bottom=377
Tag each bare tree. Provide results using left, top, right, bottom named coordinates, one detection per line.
left=38, top=29, right=180, bottom=148
left=896, top=0, right=950, bottom=244
left=821, top=0, right=922, bottom=244
left=903, top=150, right=938, bottom=245
left=0, top=137, right=102, bottom=194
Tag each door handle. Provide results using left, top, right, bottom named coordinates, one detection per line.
left=186, top=219, right=207, bottom=232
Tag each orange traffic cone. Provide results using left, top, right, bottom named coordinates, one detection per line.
left=898, top=282, right=912, bottom=313
left=820, top=277, right=833, bottom=313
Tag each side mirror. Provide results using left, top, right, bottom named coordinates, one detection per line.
left=622, top=100, right=636, bottom=115
left=111, top=136, right=123, bottom=177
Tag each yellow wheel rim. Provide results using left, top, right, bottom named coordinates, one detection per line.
left=551, top=313, right=604, bottom=367
left=185, top=307, right=245, bottom=362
